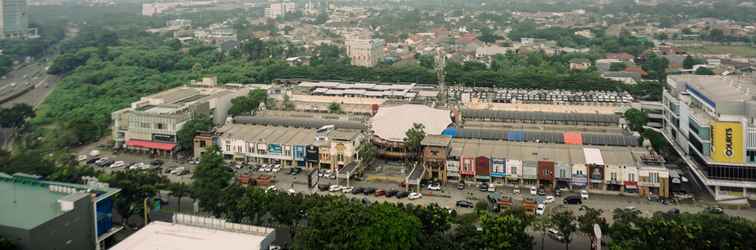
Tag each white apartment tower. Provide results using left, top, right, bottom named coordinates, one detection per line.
left=345, top=38, right=384, bottom=67
left=265, top=1, right=296, bottom=19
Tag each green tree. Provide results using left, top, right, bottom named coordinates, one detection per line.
left=683, top=55, right=704, bottom=70
left=281, top=94, right=296, bottom=111
left=641, top=53, right=669, bottom=82
left=0, top=236, right=15, bottom=250
left=327, top=102, right=343, bottom=113
left=107, top=170, right=167, bottom=226
left=357, top=139, right=377, bottom=166
left=480, top=213, right=533, bottom=250
left=550, top=208, right=577, bottom=250
left=609, top=62, right=626, bottom=71
left=416, top=53, right=436, bottom=69
left=624, top=108, right=648, bottom=132
left=176, top=114, right=213, bottom=152
left=191, top=145, right=233, bottom=217
left=228, top=89, right=269, bottom=116
left=695, top=67, right=715, bottom=75
left=404, top=123, right=425, bottom=160
left=531, top=215, right=551, bottom=250
left=0, top=103, right=34, bottom=128
left=577, top=206, right=607, bottom=248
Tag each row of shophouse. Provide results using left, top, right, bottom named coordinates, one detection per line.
left=423, top=136, right=671, bottom=197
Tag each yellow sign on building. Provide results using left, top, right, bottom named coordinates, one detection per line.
left=711, top=122, right=744, bottom=163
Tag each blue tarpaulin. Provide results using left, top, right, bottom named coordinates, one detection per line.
left=507, top=131, right=525, bottom=141
left=442, top=127, right=457, bottom=137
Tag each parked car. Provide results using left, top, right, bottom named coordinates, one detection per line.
left=704, top=206, right=724, bottom=214
left=317, top=184, right=330, bottom=191
left=375, top=189, right=386, bottom=196
left=150, top=159, right=164, bottom=166
left=329, top=185, right=343, bottom=192
left=479, top=183, right=489, bottom=192
left=563, top=195, right=582, bottom=205
left=487, top=184, right=495, bottom=192
left=386, top=189, right=399, bottom=197
left=265, top=185, right=278, bottom=193
left=580, top=190, right=589, bottom=200
left=86, top=157, right=101, bottom=165
left=537, top=188, right=546, bottom=196
left=530, top=186, right=537, bottom=195
left=341, top=186, right=354, bottom=193
left=455, top=200, right=474, bottom=208
left=109, top=161, right=126, bottom=168
left=408, top=192, right=423, bottom=200
left=457, top=182, right=465, bottom=190
left=428, top=183, right=441, bottom=191
left=292, top=168, right=302, bottom=175
left=363, top=187, right=376, bottom=195
left=351, top=187, right=365, bottom=194
left=287, top=188, right=296, bottom=194
left=544, top=195, right=555, bottom=204
left=271, top=164, right=281, bottom=172
left=555, top=189, right=562, bottom=197
left=396, top=191, right=410, bottom=199
left=547, top=228, right=564, bottom=241
left=513, top=188, right=521, bottom=195
left=536, top=204, right=545, bottom=216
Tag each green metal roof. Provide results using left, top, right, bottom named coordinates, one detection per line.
left=0, top=173, right=120, bottom=230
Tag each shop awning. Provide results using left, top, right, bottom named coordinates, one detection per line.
left=624, top=181, right=638, bottom=189
left=127, top=139, right=176, bottom=151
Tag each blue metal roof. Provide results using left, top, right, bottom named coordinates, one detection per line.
left=507, top=131, right=525, bottom=141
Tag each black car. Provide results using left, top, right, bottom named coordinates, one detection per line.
left=351, top=187, right=365, bottom=194
left=151, top=159, right=164, bottom=166
left=363, top=187, right=376, bottom=195
left=479, top=183, right=489, bottom=192
left=396, top=191, right=410, bottom=199
left=457, top=182, right=465, bottom=190
left=563, top=195, right=582, bottom=205
left=455, top=200, right=474, bottom=208
left=537, top=188, right=546, bottom=196
left=86, top=157, right=101, bottom=165
left=317, top=184, right=330, bottom=191
left=386, top=189, right=399, bottom=197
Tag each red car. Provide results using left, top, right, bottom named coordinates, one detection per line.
left=375, top=189, right=386, bottom=197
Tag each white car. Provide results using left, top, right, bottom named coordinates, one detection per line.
left=109, top=161, right=126, bottom=168
left=408, top=192, right=423, bottom=200
left=329, top=185, right=342, bottom=192
left=272, top=165, right=281, bottom=172
left=536, top=204, right=545, bottom=216
left=544, top=195, right=555, bottom=204
left=341, top=186, right=354, bottom=193
left=88, top=150, right=100, bottom=157
left=580, top=190, right=589, bottom=200
left=428, top=183, right=441, bottom=191
left=548, top=228, right=564, bottom=241
left=265, top=185, right=278, bottom=193
left=530, top=186, right=537, bottom=195
left=77, top=155, right=88, bottom=162
left=287, top=188, right=296, bottom=194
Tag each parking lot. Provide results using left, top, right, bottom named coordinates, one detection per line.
left=75, top=144, right=196, bottom=183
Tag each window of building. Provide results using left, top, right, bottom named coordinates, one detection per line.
left=225, top=144, right=231, bottom=152
left=511, top=167, right=517, bottom=175
left=650, top=172, right=659, bottom=183
left=559, top=169, right=566, bottom=178
left=628, top=173, right=635, bottom=182
left=200, top=141, right=207, bottom=148
left=337, top=153, right=344, bottom=162
left=611, top=172, right=617, bottom=181
left=576, top=170, right=584, bottom=176
left=157, top=123, right=165, bottom=130
left=748, top=150, right=756, bottom=162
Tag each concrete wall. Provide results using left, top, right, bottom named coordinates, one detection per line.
left=0, top=225, right=31, bottom=250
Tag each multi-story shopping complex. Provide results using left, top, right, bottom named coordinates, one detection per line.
left=112, top=78, right=250, bottom=155
left=662, top=75, right=756, bottom=200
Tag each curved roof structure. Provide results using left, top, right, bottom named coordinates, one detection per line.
left=371, top=104, right=451, bottom=142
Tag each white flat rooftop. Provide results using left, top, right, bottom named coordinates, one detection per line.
left=111, top=221, right=273, bottom=250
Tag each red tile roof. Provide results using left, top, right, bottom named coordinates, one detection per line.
left=624, top=66, right=648, bottom=76
left=606, top=52, right=634, bottom=61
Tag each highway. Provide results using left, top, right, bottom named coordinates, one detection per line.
left=0, top=59, right=59, bottom=108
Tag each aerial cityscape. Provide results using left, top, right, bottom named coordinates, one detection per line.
left=1, top=0, right=756, bottom=249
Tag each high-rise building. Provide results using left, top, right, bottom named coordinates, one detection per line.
left=662, top=74, right=756, bottom=201
left=0, top=0, right=36, bottom=39
left=345, top=38, right=384, bottom=67
left=264, top=2, right=296, bottom=19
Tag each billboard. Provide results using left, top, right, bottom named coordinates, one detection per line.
left=268, top=144, right=282, bottom=155
left=306, top=145, right=319, bottom=163
left=293, top=145, right=306, bottom=161
left=711, top=122, right=744, bottom=163
left=491, top=159, right=506, bottom=177
left=476, top=156, right=490, bottom=176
